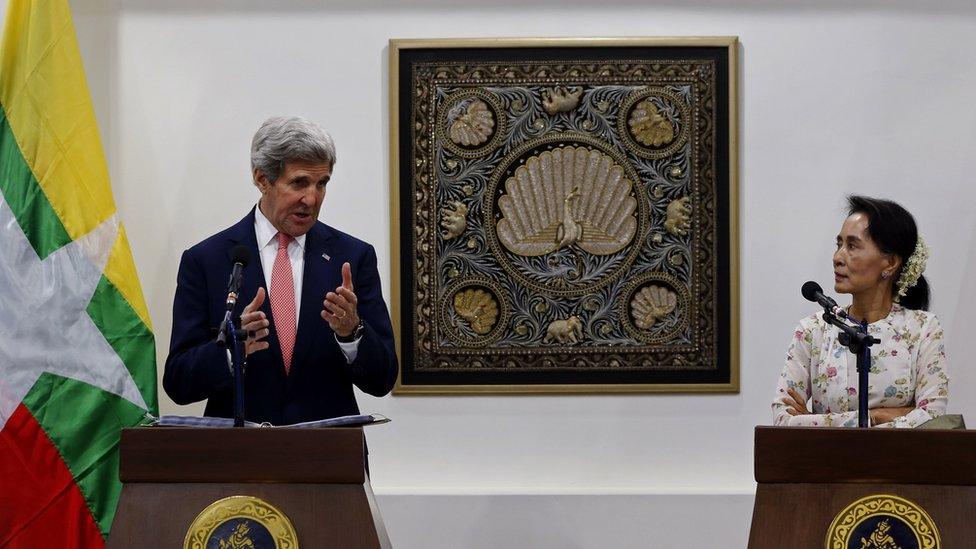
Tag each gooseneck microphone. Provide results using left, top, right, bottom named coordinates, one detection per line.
left=801, top=280, right=879, bottom=428
left=217, top=245, right=251, bottom=347
left=801, top=281, right=849, bottom=320
left=225, top=245, right=251, bottom=311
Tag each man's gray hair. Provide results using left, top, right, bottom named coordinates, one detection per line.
left=250, top=116, right=336, bottom=183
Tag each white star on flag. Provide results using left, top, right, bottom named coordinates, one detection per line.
left=0, top=195, right=148, bottom=430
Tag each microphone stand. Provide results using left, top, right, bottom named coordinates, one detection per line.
left=223, top=317, right=246, bottom=427
left=216, top=309, right=235, bottom=347
left=216, top=308, right=246, bottom=427
left=216, top=251, right=250, bottom=427
left=821, top=311, right=880, bottom=428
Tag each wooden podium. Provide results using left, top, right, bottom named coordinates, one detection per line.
left=107, top=427, right=391, bottom=548
left=749, top=426, right=976, bottom=548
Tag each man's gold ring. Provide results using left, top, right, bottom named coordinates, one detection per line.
left=337, top=311, right=346, bottom=319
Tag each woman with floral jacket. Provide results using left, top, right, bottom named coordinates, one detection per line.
left=773, top=195, right=948, bottom=428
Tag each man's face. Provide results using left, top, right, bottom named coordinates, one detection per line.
left=255, top=160, right=332, bottom=237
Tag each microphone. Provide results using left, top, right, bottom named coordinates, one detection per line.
left=801, top=281, right=849, bottom=319
left=217, top=245, right=251, bottom=347
left=225, top=245, right=251, bottom=311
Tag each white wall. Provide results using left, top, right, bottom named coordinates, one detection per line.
left=41, top=0, right=976, bottom=546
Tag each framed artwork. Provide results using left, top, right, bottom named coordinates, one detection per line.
left=389, top=37, right=738, bottom=394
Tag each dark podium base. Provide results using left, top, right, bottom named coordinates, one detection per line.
left=748, top=426, right=976, bottom=548
left=107, top=427, right=391, bottom=549
left=751, top=483, right=975, bottom=548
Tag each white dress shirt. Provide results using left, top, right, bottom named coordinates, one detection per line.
left=254, top=204, right=359, bottom=363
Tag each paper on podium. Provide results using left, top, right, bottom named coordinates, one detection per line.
left=153, top=413, right=389, bottom=429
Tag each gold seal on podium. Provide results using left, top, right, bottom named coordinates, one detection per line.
left=184, top=495, right=299, bottom=549
left=826, top=494, right=940, bottom=549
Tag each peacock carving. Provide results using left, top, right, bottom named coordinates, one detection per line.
left=555, top=186, right=582, bottom=249
left=447, top=98, right=495, bottom=147
left=495, top=146, right=638, bottom=257
left=628, top=99, right=675, bottom=147
left=630, top=285, right=678, bottom=329
left=453, top=288, right=499, bottom=335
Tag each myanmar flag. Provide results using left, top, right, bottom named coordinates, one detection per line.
left=0, top=0, right=158, bottom=547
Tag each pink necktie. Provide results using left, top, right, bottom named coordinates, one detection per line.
left=270, top=233, right=296, bottom=374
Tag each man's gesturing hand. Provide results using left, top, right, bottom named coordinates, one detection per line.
left=241, top=287, right=270, bottom=356
left=322, top=262, right=359, bottom=338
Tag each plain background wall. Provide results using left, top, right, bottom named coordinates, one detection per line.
left=10, top=1, right=976, bottom=547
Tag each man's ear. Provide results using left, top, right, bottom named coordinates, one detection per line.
left=253, top=168, right=269, bottom=193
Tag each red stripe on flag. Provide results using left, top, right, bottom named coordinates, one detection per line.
left=0, top=404, right=104, bottom=548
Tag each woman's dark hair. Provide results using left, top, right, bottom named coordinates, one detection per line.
left=847, top=195, right=929, bottom=310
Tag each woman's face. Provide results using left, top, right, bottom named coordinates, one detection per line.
left=833, top=213, right=899, bottom=296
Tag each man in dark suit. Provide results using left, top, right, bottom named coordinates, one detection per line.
left=163, top=116, right=397, bottom=426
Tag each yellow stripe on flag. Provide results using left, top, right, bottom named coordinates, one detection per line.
left=0, top=0, right=115, bottom=239
left=0, top=0, right=149, bottom=326
left=105, top=225, right=153, bottom=330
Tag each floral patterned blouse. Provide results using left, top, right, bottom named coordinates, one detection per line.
left=773, top=304, right=948, bottom=428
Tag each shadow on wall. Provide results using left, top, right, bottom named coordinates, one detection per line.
left=468, top=496, right=584, bottom=549
left=377, top=493, right=755, bottom=548
left=947, top=218, right=976, bottom=416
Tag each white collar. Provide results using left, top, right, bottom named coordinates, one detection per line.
left=254, top=202, right=307, bottom=251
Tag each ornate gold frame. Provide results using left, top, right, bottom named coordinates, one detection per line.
left=389, top=37, right=739, bottom=394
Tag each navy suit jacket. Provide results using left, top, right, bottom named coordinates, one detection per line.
left=163, top=209, right=398, bottom=425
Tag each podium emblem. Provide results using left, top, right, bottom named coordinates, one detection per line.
left=826, top=494, right=940, bottom=549
left=184, top=495, right=299, bottom=549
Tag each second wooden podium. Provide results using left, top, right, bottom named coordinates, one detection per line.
left=107, top=427, right=391, bottom=548
left=749, top=426, right=976, bottom=548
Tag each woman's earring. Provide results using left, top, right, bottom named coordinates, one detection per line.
left=881, top=271, right=890, bottom=279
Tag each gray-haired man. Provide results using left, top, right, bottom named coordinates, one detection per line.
left=164, top=116, right=398, bottom=427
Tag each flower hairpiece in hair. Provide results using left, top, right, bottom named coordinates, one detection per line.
left=894, top=236, right=929, bottom=302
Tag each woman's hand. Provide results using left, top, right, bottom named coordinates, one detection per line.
left=869, top=406, right=915, bottom=425
left=784, top=388, right=810, bottom=416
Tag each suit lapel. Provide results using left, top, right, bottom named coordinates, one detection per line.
left=227, top=208, right=285, bottom=376
left=292, top=222, right=338, bottom=371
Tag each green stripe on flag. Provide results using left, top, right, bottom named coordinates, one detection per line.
left=86, top=275, right=159, bottom=415
left=0, top=108, right=71, bottom=259
left=22, top=373, right=150, bottom=539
